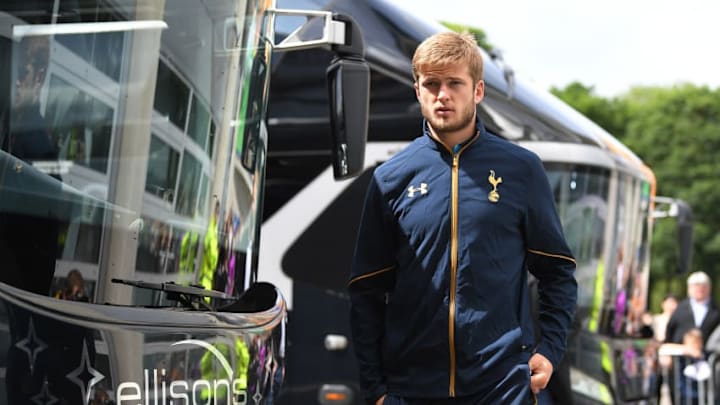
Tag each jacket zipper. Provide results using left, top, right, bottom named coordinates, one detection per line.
left=449, top=151, right=459, bottom=397
left=433, top=130, right=478, bottom=398
left=448, top=135, right=475, bottom=397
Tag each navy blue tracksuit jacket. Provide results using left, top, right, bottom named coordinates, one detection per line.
left=349, top=120, right=577, bottom=403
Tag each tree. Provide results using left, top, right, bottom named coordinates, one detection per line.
left=555, top=82, right=720, bottom=307
left=440, top=21, right=494, bottom=51
left=622, top=85, right=720, bottom=284
left=550, top=81, right=628, bottom=137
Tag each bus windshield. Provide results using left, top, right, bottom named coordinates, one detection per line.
left=0, top=0, right=271, bottom=308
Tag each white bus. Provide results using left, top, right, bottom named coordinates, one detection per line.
left=260, top=0, right=691, bottom=404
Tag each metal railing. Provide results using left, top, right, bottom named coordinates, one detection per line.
left=659, top=348, right=720, bottom=405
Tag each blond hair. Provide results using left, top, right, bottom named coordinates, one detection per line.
left=412, top=31, right=483, bottom=84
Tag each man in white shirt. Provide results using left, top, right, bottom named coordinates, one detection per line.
left=665, top=271, right=719, bottom=345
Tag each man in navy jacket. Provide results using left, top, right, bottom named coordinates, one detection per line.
left=349, top=32, right=577, bottom=404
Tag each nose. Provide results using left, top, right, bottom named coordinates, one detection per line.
left=437, top=84, right=450, bottom=100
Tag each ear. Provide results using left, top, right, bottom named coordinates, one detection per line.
left=474, top=80, right=485, bottom=104
left=414, top=82, right=421, bottom=102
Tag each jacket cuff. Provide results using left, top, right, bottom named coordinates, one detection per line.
left=365, top=384, right=387, bottom=405
left=536, top=342, right=560, bottom=369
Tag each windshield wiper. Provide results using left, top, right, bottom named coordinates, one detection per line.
left=111, top=278, right=233, bottom=311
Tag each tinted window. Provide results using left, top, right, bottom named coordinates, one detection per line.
left=0, top=0, right=268, bottom=308
left=545, top=163, right=610, bottom=310
left=187, top=94, right=210, bottom=151
left=145, top=134, right=180, bottom=202
left=154, top=60, right=190, bottom=130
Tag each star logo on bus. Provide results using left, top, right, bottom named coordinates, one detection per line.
left=66, top=340, right=104, bottom=405
left=32, top=377, right=58, bottom=405
left=16, top=317, right=47, bottom=374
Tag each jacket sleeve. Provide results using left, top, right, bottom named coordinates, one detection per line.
left=348, top=174, right=397, bottom=404
left=664, top=303, right=685, bottom=343
left=523, top=155, right=578, bottom=369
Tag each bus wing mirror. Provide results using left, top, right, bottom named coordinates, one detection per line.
left=654, top=196, right=694, bottom=274
left=266, top=9, right=369, bottom=179
left=674, top=200, right=694, bottom=274
left=326, top=14, right=368, bottom=179
left=326, top=56, right=369, bottom=179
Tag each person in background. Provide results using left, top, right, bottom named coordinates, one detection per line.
left=665, top=272, right=720, bottom=345
left=664, top=272, right=719, bottom=404
left=659, top=328, right=710, bottom=405
left=653, top=294, right=679, bottom=403
left=654, top=294, right=678, bottom=343
left=0, top=35, right=60, bottom=296
left=55, top=269, right=90, bottom=302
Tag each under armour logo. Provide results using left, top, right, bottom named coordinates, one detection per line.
left=407, top=183, right=428, bottom=197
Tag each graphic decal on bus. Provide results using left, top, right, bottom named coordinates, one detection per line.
left=116, top=339, right=255, bottom=405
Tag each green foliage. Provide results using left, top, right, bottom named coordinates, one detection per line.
left=440, top=21, right=494, bottom=51
left=623, top=85, right=720, bottom=280
left=550, top=82, right=628, bottom=137
left=554, top=82, right=720, bottom=307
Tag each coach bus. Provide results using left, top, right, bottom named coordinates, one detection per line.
left=0, top=0, right=369, bottom=403
left=259, top=0, right=691, bottom=403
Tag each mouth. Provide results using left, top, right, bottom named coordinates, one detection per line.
left=434, top=106, right=453, bottom=116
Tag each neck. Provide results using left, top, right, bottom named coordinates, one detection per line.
left=429, top=120, right=477, bottom=150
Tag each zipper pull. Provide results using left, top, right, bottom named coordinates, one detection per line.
left=452, top=144, right=461, bottom=167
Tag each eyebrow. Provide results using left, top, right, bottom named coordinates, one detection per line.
left=421, top=76, right=467, bottom=83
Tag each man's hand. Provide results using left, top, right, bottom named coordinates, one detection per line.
left=375, top=394, right=386, bottom=405
left=529, top=353, right=553, bottom=394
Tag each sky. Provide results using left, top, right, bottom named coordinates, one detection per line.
left=391, top=0, right=720, bottom=97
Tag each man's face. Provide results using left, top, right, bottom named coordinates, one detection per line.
left=688, top=282, right=710, bottom=301
left=14, top=61, right=41, bottom=109
left=414, top=63, right=483, bottom=139
left=662, top=297, right=678, bottom=314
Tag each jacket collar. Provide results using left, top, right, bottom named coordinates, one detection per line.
left=422, top=118, right=488, bottom=154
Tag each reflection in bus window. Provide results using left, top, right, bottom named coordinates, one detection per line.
left=155, top=60, right=190, bottom=130
left=136, top=216, right=180, bottom=275
left=545, top=164, right=609, bottom=309
left=145, top=134, right=180, bottom=202
left=208, top=121, right=216, bottom=159
left=60, top=189, right=104, bottom=265
left=52, top=269, right=93, bottom=302
left=45, top=75, right=114, bottom=173
left=188, top=95, right=211, bottom=152
left=55, top=4, right=126, bottom=81
left=176, top=153, right=203, bottom=217
left=1, top=0, right=266, bottom=308
left=0, top=35, right=60, bottom=297
left=612, top=175, right=629, bottom=334
left=238, top=53, right=268, bottom=172
left=198, top=174, right=210, bottom=218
